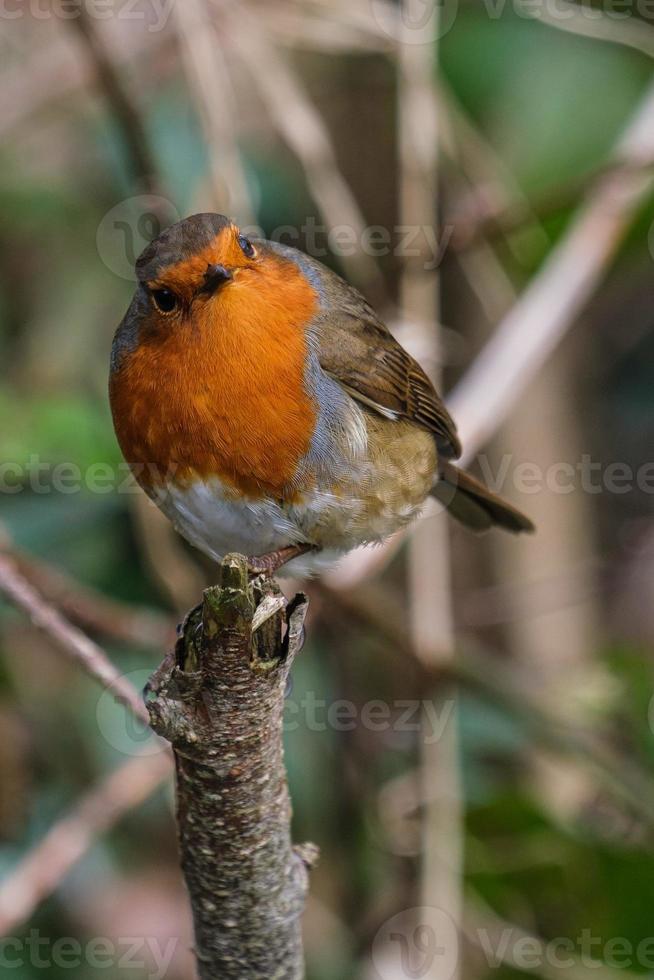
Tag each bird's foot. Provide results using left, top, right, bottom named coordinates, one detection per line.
left=247, top=543, right=317, bottom=577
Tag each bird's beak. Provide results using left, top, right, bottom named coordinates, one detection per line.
left=200, top=263, right=233, bottom=296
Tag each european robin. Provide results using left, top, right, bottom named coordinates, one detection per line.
left=109, top=213, right=533, bottom=575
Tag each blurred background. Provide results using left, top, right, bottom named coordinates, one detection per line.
left=1, top=1, right=654, bottom=978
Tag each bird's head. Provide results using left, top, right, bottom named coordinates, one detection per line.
left=132, top=212, right=264, bottom=327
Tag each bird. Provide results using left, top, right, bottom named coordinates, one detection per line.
left=109, top=212, right=533, bottom=576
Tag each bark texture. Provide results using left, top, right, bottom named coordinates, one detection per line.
left=146, top=554, right=314, bottom=980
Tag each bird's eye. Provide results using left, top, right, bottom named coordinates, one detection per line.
left=151, top=288, right=178, bottom=314
left=238, top=235, right=256, bottom=259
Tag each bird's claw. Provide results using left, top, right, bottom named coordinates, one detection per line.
left=247, top=544, right=317, bottom=577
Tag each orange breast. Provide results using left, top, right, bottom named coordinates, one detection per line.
left=110, top=256, right=319, bottom=500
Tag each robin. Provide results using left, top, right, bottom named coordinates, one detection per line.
left=109, top=213, right=533, bottom=575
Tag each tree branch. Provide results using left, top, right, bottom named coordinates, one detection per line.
left=449, top=78, right=654, bottom=461
left=514, top=0, right=654, bottom=61
left=146, top=554, right=314, bottom=980
left=221, top=0, right=386, bottom=300
left=330, top=77, right=654, bottom=586
left=69, top=0, right=162, bottom=195
left=0, top=553, right=149, bottom=726
left=0, top=752, right=172, bottom=937
left=397, top=0, right=463, bottom=965
left=0, top=540, right=172, bottom=650
left=173, top=0, right=257, bottom=225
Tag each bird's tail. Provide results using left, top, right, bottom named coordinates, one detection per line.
left=432, top=461, right=535, bottom=535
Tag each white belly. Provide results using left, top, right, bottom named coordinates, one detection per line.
left=155, top=478, right=373, bottom=575
left=152, top=413, right=437, bottom=575
left=157, top=478, right=307, bottom=560
left=154, top=476, right=430, bottom=577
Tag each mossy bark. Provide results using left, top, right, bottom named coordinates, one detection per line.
left=146, top=554, right=314, bottom=980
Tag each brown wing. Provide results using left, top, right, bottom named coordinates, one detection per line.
left=313, top=277, right=462, bottom=459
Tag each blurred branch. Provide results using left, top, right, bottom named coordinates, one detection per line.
left=446, top=158, right=654, bottom=258
left=1, top=542, right=172, bottom=650
left=146, top=555, right=314, bottom=979
left=0, top=751, right=172, bottom=936
left=438, top=82, right=525, bottom=322
left=314, top=581, right=654, bottom=832
left=0, top=28, right=173, bottom=142
left=515, top=0, right=654, bottom=60
left=437, top=78, right=603, bottom=790
left=68, top=0, right=163, bottom=196
left=220, top=0, right=386, bottom=299
left=453, top=558, right=601, bottom=628
left=332, top=78, right=654, bottom=586
left=132, top=493, right=208, bottom=613
left=449, top=78, right=654, bottom=460
left=260, top=1, right=394, bottom=53
left=440, top=79, right=603, bottom=755
left=0, top=553, right=149, bottom=726
left=439, top=76, right=550, bottom=271
left=172, top=0, right=256, bottom=224
left=396, top=2, right=464, bottom=975
left=464, top=891, right=644, bottom=980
